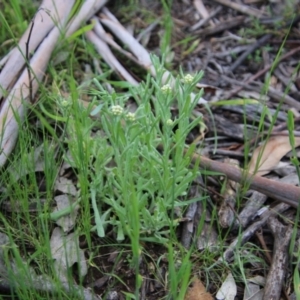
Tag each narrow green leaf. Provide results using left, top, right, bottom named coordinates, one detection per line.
left=210, top=99, right=259, bottom=106
left=91, top=189, right=105, bottom=237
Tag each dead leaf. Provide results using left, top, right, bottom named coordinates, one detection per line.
left=54, top=177, right=77, bottom=196
left=53, top=195, right=79, bottom=232
left=8, top=143, right=47, bottom=181
left=50, top=227, right=87, bottom=282
left=243, top=283, right=264, bottom=300
left=60, top=150, right=76, bottom=175
left=248, top=135, right=300, bottom=176
left=243, top=275, right=266, bottom=300
left=216, top=272, right=237, bottom=300
left=185, top=278, right=213, bottom=300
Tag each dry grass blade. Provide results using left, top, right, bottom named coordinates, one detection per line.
left=248, top=135, right=300, bottom=176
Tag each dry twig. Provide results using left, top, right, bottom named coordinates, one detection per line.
left=212, top=0, right=265, bottom=17
left=193, top=0, right=215, bottom=26
left=220, top=202, right=290, bottom=262
left=191, top=151, right=300, bottom=207
left=263, top=217, right=293, bottom=300
left=194, top=16, right=247, bottom=37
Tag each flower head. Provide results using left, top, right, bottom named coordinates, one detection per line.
left=183, top=74, right=194, bottom=84
left=61, top=100, right=70, bottom=107
left=166, top=119, right=174, bottom=126
left=161, top=84, right=172, bottom=94
left=126, top=112, right=136, bottom=121
left=111, top=105, right=123, bottom=115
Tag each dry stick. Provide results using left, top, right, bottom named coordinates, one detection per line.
left=228, top=34, right=272, bottom=73
left=227, top=45, right=300, bottom=98
left=218, top=159, right=239, bottom=228
left=263, top=217, right=293, bottom=300
left=0, top=1, right=76, bottom=167
left=255, top=228, right=272, bottom=264
left=228, top=15, right=300, bottom=73
left=92, top=18, right=142, bottom=67
left=271, top=130, right=300, bottom=137
left=158, top=143, right=300, bottom=207
left=0, top=51, right=10, bottom=69
left=233, top=190, right=267, bottom=229
left=213, top=0, right=264, bottom=17
left=219, top=202, right=290, bottom=262
left=221, top=74, right=300, bottom=110
left=25, top=16, right=36, bottom=104
left=274, top=68, right=298, bottom=92
left=265, top=84, right=300, bottom=108
left=0, top=0, right=107, bottom=167
left=0, top=0, right=70, bottom=101
left=190, top=5, right=222, bottom=31
left=98, top=10, right=206, bottom=104
left=190, top=151, right=300, bottom=207
left=194, top=16, right=246, bottom=37
left=233, top=174, right=296, bottom=231
left=85, top=29, right=138, bottom=85
left=193, top=0, right=215, bottom=27
left=208, top=149, right=248, bottom=159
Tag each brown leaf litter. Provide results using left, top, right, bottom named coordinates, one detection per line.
left=184, top=278, right=213, bottom=300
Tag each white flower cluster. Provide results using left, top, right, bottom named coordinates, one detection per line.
left=61, top=100, right=70, bottom=107
left=183, top=74, right=194, bottom=84
left=111, top=105, right=124, bottom=115
left=126, top=112, right=135, bottom=121
left=161, top=84, right=172, bottom=94
left=110, top=105, right=136, bottom=121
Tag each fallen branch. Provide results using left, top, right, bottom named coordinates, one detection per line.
left=263, top=217, right=292, bottom=300
left=219, top=202, right=290, bottom=262
left=212, top=0, right=265, bottom=17
left=191, top=151, right=300, bottom=207
left=157, top=143, right=300, bottom=206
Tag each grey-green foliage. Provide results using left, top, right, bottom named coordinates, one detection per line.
left=65, top=59, right=205, bottom=244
